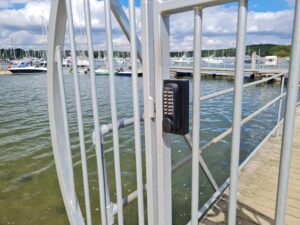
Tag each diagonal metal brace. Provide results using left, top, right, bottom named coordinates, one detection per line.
left=111, top=0, right=143, bottom=61
left=184, top=133, right=219, bottom=191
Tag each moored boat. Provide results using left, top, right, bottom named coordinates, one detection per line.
left=8, top=62, right=47, bottom=74
left=95, top=67, right=109, bottom=75
left=115, top=70, right=142, bottom=77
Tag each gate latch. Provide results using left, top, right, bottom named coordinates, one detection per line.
left=162, top=80, right=189, bottom=135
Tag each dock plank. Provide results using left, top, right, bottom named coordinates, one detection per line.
left=201, top=107, right=300, bottom=225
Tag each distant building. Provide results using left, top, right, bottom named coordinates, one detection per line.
left=264, top=56, right=278, bottom=66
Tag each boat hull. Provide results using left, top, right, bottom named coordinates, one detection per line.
left=115, top=71, right=143, bottom=77
left=8, top=68, right=47, bottom=74
left=95, top=68, right=109, bottom=76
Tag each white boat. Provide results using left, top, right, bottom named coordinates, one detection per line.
left=77, top=57, right=89, bottom=67
left=115, top=69, right=142, bottom=77
left=202, top=56, right=224, bottom=64
left=171, top=55, right=193, bottom=65
left=95, top=67, right=109, bottom=75
left=63, top=57, right=72, bottom=67
left=8, top=61, right=47, bottom=74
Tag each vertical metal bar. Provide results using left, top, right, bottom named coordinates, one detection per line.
left=191, top=7, right=202, bottom=225
left=48, top=1, right=85, bottom=223
left=76, top=0, right=109, bottom=224
left=275, top=0, right=300, bottom=224
left=141, top=0, right=159, bottom=224
left=64, top=1, right=93, bottom=224
left=103, top=0, right=124, bottom=224
left=153, top=1, right=171, bottom=224
left=228, top=1, right=248, bottom=224
left=55, top=45, right=77, bottom=212
left=275, top=75, right=285, bottom=136
left=128, top=0, right=145, bottom=224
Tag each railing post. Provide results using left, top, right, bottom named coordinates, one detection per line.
left=275, top=0, right=300, bottom=224
left=128, top=0, right=145, bottom=224
left=141, top=0, right=159, bottom=225
left=153, top=1, right=172, bottom=224
left=275, top=75, right=285, bottom=136
left=191, top=7, right=203, bottom=225
left=228, top=0, right=248, bottom=224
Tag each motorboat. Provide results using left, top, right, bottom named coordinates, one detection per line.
left=95, top=67, right=109, bottom=75
left=8, top=61, right=47, bottom=74
left=115, top=69, right=142, bottom=77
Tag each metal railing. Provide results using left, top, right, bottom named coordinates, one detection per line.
left=47, top=1, right=300, bottom=225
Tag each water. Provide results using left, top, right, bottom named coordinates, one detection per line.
left=0, top=73, right=286, bottom=225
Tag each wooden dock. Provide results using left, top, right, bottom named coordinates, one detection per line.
left=201, top=107, right=300, bottom=225
left=170, top=66, right=288, bottom=80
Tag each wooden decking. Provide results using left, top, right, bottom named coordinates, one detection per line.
left=201, top=107, right=300, bottom=225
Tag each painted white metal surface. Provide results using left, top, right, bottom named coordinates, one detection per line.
left=47, top=0, right=300, bottom=225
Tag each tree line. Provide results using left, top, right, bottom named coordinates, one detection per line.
left=170, top=44, right=291, bottom=58
left=0, top=44, right=291, bottom=59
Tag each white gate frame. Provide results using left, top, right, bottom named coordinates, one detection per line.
left=47, top=0, right=300, bottom=225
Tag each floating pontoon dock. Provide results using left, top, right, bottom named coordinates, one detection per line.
left=201, top=107, right=300, bottom=225
left=170, top=66, right=288, bottom=79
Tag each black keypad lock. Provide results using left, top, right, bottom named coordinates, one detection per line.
left=162, top=80, right=189, bottom=135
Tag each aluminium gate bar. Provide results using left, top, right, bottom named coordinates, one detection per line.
left=48, top=1, right=89, bottom=224
left=82, top=0, right=114, bottom=223
left=128, top=0, right=145, bottom=224
left=228, top=1, right=247, bottom=224
left=160, top=0, right=237, bottom=14
left=65, top=0, right=93, bottom=224
left=191, top=7, right=203, bottom=225
left=141, top=0, right=158, bottom=224
left=48, top=0, right=300, bottom=224
left=111, top=0, right=142, bottom=61
left=275, top=0, right=300, bottom=224
left=104, top=0, right=124, bottom=224
left=153, top=3, right=172, bottom=225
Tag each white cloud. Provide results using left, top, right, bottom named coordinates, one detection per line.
left=169, top=5, right=294, bottom=51
left=0, top=1, right=295, bottom=51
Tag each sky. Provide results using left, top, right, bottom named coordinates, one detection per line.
left=0, top=0, right=296, bottom=51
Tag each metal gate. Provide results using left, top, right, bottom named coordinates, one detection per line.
left=47, top=0, right=300, bottom=225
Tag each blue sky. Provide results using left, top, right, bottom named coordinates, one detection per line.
left=118, top=0, right=293, bottom=11
left=0, top=0, right=296, bottom=50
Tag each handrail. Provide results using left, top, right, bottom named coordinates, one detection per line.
left=200, top=72, right=286, bottom=102
left=96, top=72, right=286, bottom=139
left=94, top=73, right=291, bottom=217
left=175, top=91, right=286, bottom=172
left=160, top=0, right=236, bottom=15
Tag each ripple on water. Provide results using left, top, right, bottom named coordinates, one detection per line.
left=0, top=74, right=288, bottom=225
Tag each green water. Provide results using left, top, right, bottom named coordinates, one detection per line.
left=0, top=73, right=285, bottom=225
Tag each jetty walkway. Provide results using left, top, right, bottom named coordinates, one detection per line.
left=201, top=107, right=300, bottom=225
left=170, top=66, right=288, bottom=79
